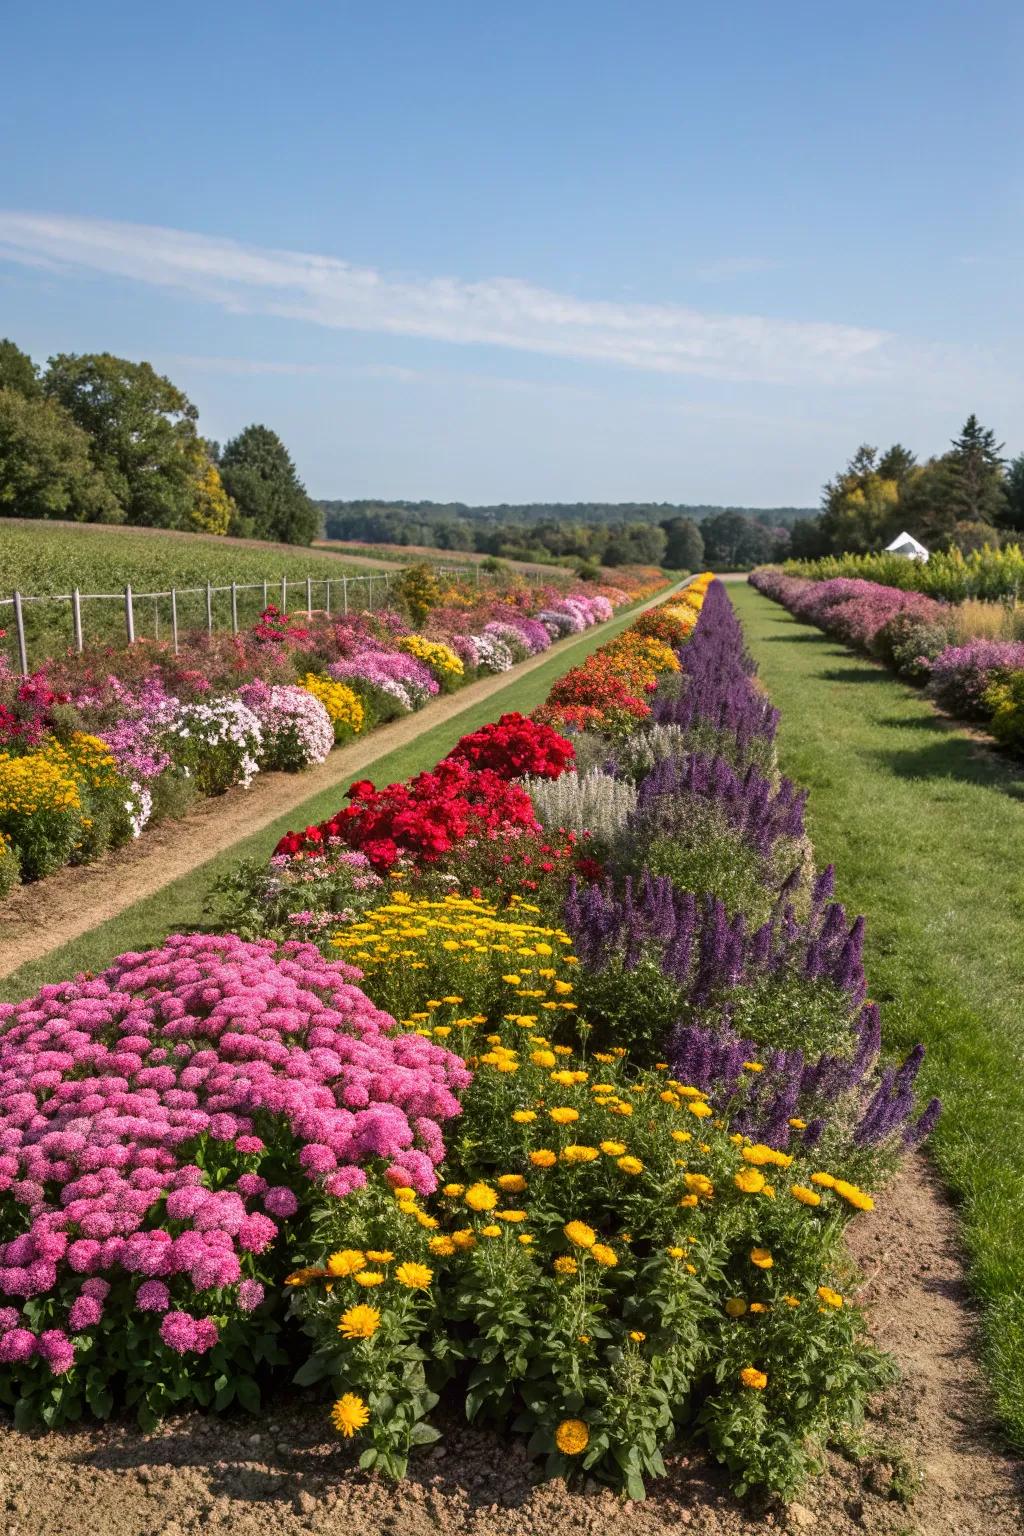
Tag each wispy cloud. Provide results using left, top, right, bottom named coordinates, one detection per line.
left=0, top=209, right=900, bottom=387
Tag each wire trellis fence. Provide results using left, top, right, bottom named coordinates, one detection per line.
left=0, top=565, right=496, bottom=677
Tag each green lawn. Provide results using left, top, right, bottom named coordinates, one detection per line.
left=0, top=587, right=677, bottom=1002
left=731, top=581, right=1024, bottom=1448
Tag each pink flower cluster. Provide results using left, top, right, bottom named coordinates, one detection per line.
left=0, top=934, right=470, bottom=1372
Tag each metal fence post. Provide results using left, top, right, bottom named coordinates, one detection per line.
left=231, top=582, right=239, bottom=635
left=262, top=579, right=269, bottom=611
left=368, top=575, right=373, bottom=609
left=325, top=580, right=331, bottom=617
left=171, top=588, right=179, bottom=654
left=12, top=591, right=28, bottom=676
left=153, top=596, right=160, bottom=642
left=281, top=576, right=288, bottom=613
left=342, top=576, right=348, bottom=616
left=206, top=582, right=213, bottom=635
left=306, top=575, right=313, bottom=613
left=71, top=588, right=83, bottom=653
left=124, top=584, right=136, bottom=645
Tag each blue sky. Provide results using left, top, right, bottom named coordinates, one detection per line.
left=1, top=0, right=1021, bottom=505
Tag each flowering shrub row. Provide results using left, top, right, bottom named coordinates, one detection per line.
left=0, top=572, right=936, bottom=1505
left=0, top=567, right=657, bottom=899
left=749, top=567, right=1024, bottom=753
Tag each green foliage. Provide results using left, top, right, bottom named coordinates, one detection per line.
left=391, top=562, right=442, bottom=626
left=783, top=542, right=1024, bottom=602
left=0, top=388, right=121, bottom=523
left=0, top=339, right=42, bottom=399
left=640, top=823, right=784, bottom=930
left=44, top=352, right=202, bottom=530
left=662, top=516, right=705, bottom=571
left=219, top=424, right=320, bottom=546
left=983, top=669, right=1024, bottom=752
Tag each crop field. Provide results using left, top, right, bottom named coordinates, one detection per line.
left=0, top=520, right=394, bottom=664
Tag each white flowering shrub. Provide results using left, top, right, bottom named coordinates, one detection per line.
left=239, top=682, right=335, bottom=771
left=162, top=698, right=263, bottom=796
left=471, top=634, right=515, bottom=673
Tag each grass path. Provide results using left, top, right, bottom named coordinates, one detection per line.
left=0, top=583, right=683, bottom=1003
left=731, top=581, right=1024, bottom=1449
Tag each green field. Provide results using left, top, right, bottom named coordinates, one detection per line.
left=0, top=520, right=386, bottom=666
left=731, top=581, right=1024, bottom=1449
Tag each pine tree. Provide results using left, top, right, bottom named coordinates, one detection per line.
left=946, top=414, right=1007, bottom=525
left=218, top=425, right=320, bottom=545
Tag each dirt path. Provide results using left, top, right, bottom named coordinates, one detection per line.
left=0, top=585, right=681, bottom=983
left=0, top=1159, right=1018, bottom=1536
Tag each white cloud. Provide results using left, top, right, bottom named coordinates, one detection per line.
left=0, top=210, right=897, bottom=388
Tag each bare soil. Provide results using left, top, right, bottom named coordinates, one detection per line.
left=0, top=1159, right=1019, bottom=1536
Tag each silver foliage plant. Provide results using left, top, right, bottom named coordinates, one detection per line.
left=520, top=768, right=637, bottom=847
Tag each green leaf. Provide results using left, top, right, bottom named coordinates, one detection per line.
left=409, top=1422, right=441, bottom=1445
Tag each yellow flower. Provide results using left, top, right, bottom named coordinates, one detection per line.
left=503, top=974, right=523, bottom=985
left=326, top=1249, right=366, bottom=1278
left=480, top=1224, right=502, bottom=1238
left=531, top=1049, right=556, bottom=1067
left=833, top=1179, right=875, bottom=1211
left=530, top=1148, right=557, bottom=1168
left=496, top=1209, right=527, bottom=1223
left=790, top=1184, right=822, bottom=1207
left=331, top=1392, right=370, bottom=1437
left=553, top=1255, right=578, bottom=1276
left=512, top=1110, right=537, bottom=1124
left=337, top=1304, right=380, bottom=1339
left=366, top=1250, right=394, bottom=1264
left=741, top=1144, right=793, bottom=1170
left=616, top=1155, right=643, bottom=1175
left=497, top=1174, right=527, bottom=1193
left=725, top=1298, right=747, bottom=1317
left=666, top=1246, right=685, bottom=1260
left=555, top=1419, right=590, bottom=1456
left=687, top=1100, right=712, bottom=1119
left=749, top=1302, right=768, bottom=1314
left=683, top=1173, right=714, bottom=1199
left=670, top=1129, right=692, bottom=1144
left=734, top=1167, right=766, bottom=1194
left=590, top=1242, right=617, bottom=1267
left=548, top=1107, right=579, bottom=1124
left=428, top=1236, right=456, bottom=1257
left=443, top=1183, right=466, bottom=1198
left=564, top=1220, right=596, bottom=1249
left=561, top=1145, right=599, bottom=1164
left=353, top=1271, right=385, bottom=1288
left=810, top=1171, right=836, bottom=1189
left=629, top=1330, right=646, bottom=1342
left=783, top=1294, right=801, bottom=1308
left=395, top=1262, right=433, bottom=1290
left=817, top=1285, right=844, bottom=1309
left=284, top=1266, right=325, bottom=1287
left=518, top=1234, right=534, bottom=1246
left=739, top=1367, right=768, bottom=1390
left=750, top=1248, right=774, bottom=1269
left=600, top=1140, right=627, bottom=1156
left=464, top=1182, right=498, bottom=1212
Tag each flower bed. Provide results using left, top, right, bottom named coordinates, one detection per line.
left=0, top=566, right=659, bottom=900
left=0, top=572, right=938, bottom=1505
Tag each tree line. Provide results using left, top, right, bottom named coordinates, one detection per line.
left=0, top=339, right=320, bottom=545
left=319, top=501, right=804, bottom=571
left=791, top=415, right=1024, bottom=559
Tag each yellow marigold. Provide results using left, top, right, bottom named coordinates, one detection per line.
left=512, top=1110, right=537, bottom=1124
left=548, top=1107, right=579, bottom=1124
left=590, top=1242, right=617, bottom=1267
left=817, top=1285, right=844, bottom=1309
left=750, top=1247, right=773, bottom=1269
left=396, top=634, right=464, bottom=677
left=496, top=1209, right=527, bottom=1223
left=791, top=1184, right=822, bottom=1206
left=366, top=1249, right=394, bottom=1264
left=353, top=1271, right=385, bottom=1288
left=617, top=1155, right=644, bottom=1175
left=666, top=1246, right=685, bottom=1260
left=564, top=1220, right=596, bottom=1249
left=671, top=1129, right=692, bottom=1144
left=749, top=1302, right=768, bottom=1314
left=464, top=1182, right=498, bottom=1212
left=684, top=1172, right=714, bottom=1199
left=451, top=1228, right=477, bottom=1251
left=783, top=1294, right=801, bottom=1307
left=833, top=1179, right=875, bottom=1211
left=553, top=1255, right=578, bottom=1276
left=497, top=1174, right=527, bottom=1192
left=742, top=1144, right=793, bottom=1169
left=600, top=1140, right=627, bottom=1156
left=739, top=1367, right=768, bottom=1390
left=725, top=1298, right=747, bottom=1317
left=284, top=1265, right=325, bottom=1287
left=555, top=1419, right=590, bottom=1456
left=331, top=1392, right=370, bottom=1437
left=629, top=1330, right=646, bottom=1342
left=428, top=1236, right=456, bottom=1257
left=480, top=1224, right=502, bottom=1237
left=734, top=1167, right=766, bottom=1194
left=443, top=1183, right=466, bottom=1198
left=337, top=1304, right=380, bottom=1339
left=810, top=1171, right=836, bottom=1189
left=394, top=1262, right=433, bottom=1290
left=322, top=1251, right=364, bottom=1278
left=561, top=1144, right=599, bottom=1164
left=687, top=1100, right=712, bottom=1119
left=530, top=1148, right=557, bottom=1168
left=300, top=674, right=365, bottom=734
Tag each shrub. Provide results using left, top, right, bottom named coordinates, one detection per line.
left=874, top=610, right=956, bottom=680
left=445, top=713, right=575, bottom=780
left=927, top=640, right=1024, bottom=718
left=396, top=636, right=464, bottom=688
left=205, top=846, right=388, bottom=941
left=162, top=698, right=263, bottom=795
left=0, top=832, right=20, bottom=899
left=238, top=682, right=335, bottom=770
left=0, top=753, right=85, bottom=879
left=524, top=768, right=637, bottom=852
left=392, top=564, right=442, bottom=627
left=0, top=933, right=469, bottom=1430
left=298, top=674, right=365, bottom=744
left=984, top=669, right=1024, bottom=752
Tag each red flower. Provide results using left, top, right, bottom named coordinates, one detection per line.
left=445, top=713, right=574, bottom=780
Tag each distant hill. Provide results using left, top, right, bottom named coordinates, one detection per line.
left=318, top=499, right=816, bottom=530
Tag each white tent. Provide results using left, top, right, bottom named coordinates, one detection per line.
left=884, top=531, right=929, bottom=562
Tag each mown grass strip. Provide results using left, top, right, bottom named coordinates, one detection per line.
left=731, top=581, right=1024, bottom=1449
left=0, top=587, right=681, bottom=1002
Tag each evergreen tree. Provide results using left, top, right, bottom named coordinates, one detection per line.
left=945, top=414, right=1006, bottom=526
left=660, top=516, right=705, bottom=570
left=218, top=424, right=320, bottom=545
left=1002, top=452, right=1024, bottom=532
left=877, top=443, right=917, bottom=485
left=0, top=339, right=41, bottom=399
